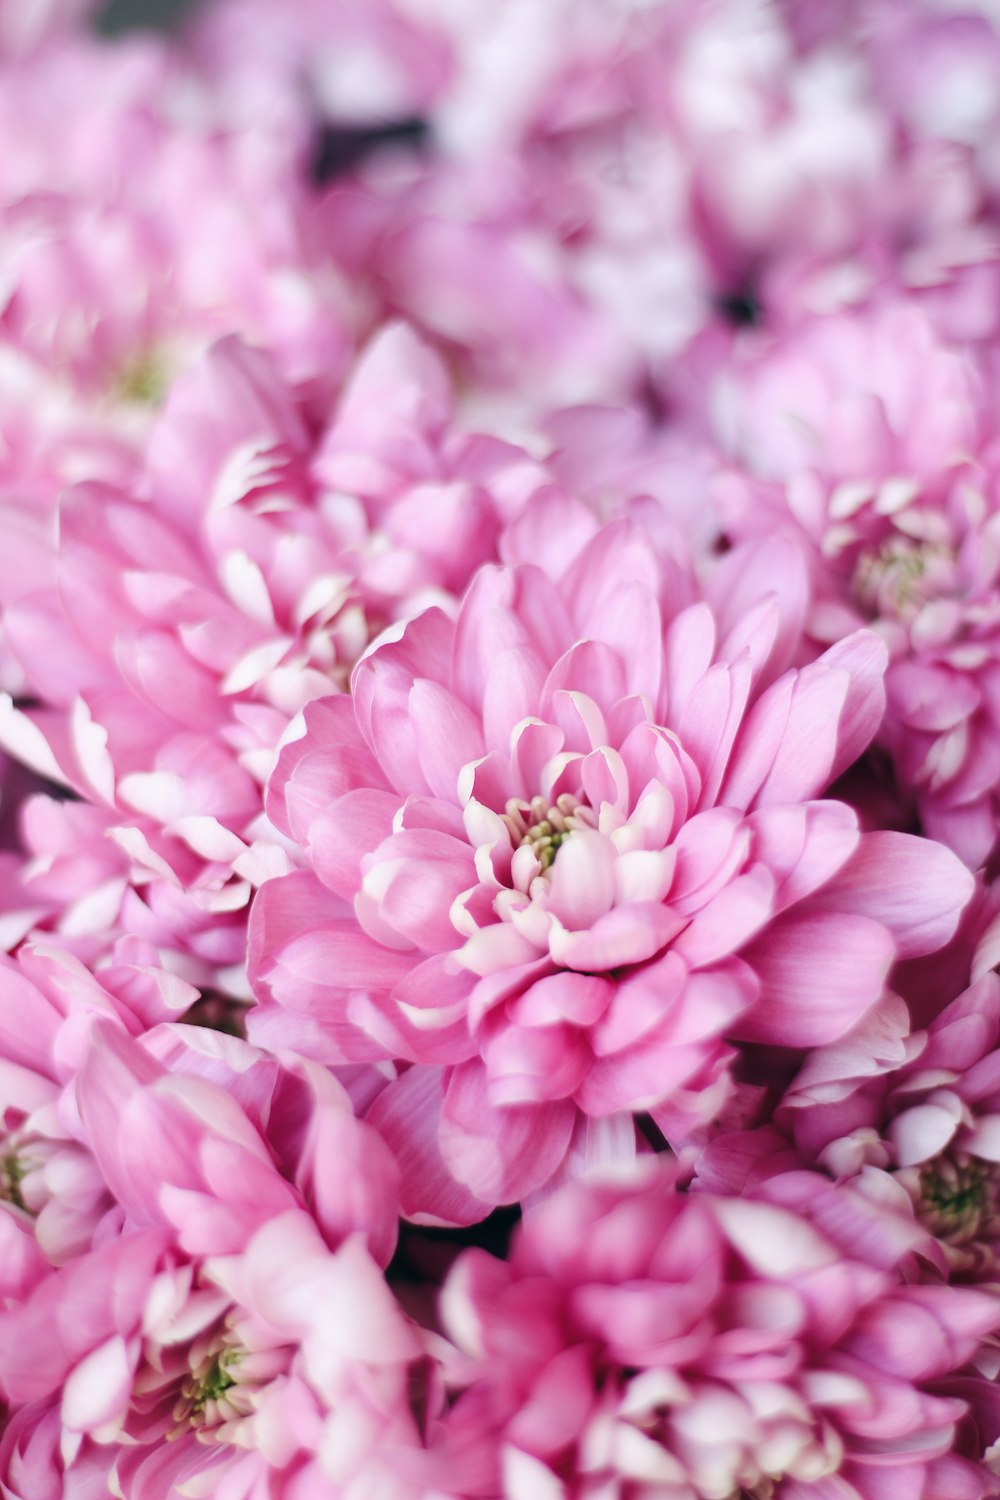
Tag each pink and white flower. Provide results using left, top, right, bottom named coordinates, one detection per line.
left=438, top=1158, right=1000, bottom=1498
left=0, top=1020, right=432, bottom=1499
left=711, top=301, right=1000, bottom=866
left=0, top=322, right=550, bottom=983
left=251, top=522, right=973, bottom=1217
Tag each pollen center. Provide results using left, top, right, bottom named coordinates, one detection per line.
left=172, top=1337, right=247, bottom=1441
left=0, top=1148, right=28, bottom=1213
left=502, top=793, right=595, bottom=871
left=918, top=1152, right=997, bottom=1244
left=852, top=536, right=952, bottom=619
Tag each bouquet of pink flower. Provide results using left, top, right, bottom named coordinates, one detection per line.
left=5, top=2, right=1000, bottom=1496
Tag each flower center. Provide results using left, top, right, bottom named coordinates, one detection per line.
left=917, top=1152, right=998, bottom=1244
left=172, top=1335, right=251, bottom=1441
left=852, top=536, right=952, bottom=619
left=114, top=349, right=167, bottom=406
left=501, top=793, right=595, bottom=871
left=0, top=1148, right=28, bottom=1213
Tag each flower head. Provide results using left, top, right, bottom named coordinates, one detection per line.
left=251, top=522, right=972, bottom=1216
left=439, top=1159, right=1000, bottom=1499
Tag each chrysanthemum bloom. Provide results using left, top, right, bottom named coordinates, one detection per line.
left=0, top=1021, right=435, bottom=1499
left=708, top=300, right=1000, bottom=866
left=0, top=939, right=196, bottom=1273
left=251, top=523, right=973, bottom=1218
left=752, top=970, right=1000, bottom=1277
left=0, top=23, right=354, bottom=432
left=438, top=1159, right=1000, bottom=1499
left=0, top=322, right=546, bottom=981
left=308, top=0, right=913, bottom=421
left=0, top=15, right=357, bottom=695
left=0, top=29, right=355, bottom=708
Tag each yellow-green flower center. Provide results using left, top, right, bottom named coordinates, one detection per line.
left=918, top=1153, right=996, bottom=1243
left=114, top=350, right=168, bottom=406
left=0, top=1149, right=28, bottom=1213
left=502, top=793, right=595, bottom=871
left=852, top=536, right=951, bottom=619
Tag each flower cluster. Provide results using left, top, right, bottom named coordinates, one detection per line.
left=4, top=1, right=1000, bottom=1496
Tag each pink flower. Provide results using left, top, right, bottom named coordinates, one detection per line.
left=0, top=939, right=196, bottom=1271
left=0, top=0, right=95, bottom=60
left=767, top=971, right=1000, bottom=1275
left=438, top=1158, right=1000, bottom=1498
left=0, top=28, right=353, bottom=425
left=0, top=1021, right=433, bottom=1498
left=251, top=522, right=973, bottom=1217
left=711, top=301, right=1000, bottom=866
left=0, top=323, right=548, bottom=980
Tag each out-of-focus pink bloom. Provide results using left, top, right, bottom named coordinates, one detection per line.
left=0, top=1401, right=113, bottom=1500
left=185, top=0, right=450, bottom=146
left=0, top=28, right=355, bottom=431
left=710, top=301, right=1000, bottom=866
left=251, top=521, right=973, bottom=1218
left=0, top=23, right=356, bottom=702
left=439, top=1158, right=1000, bottom=1498
left=0, top=0, right=95, bottom=61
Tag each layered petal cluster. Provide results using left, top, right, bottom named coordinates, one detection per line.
left=745, top=971, right=1000, bottom=1275
left=0, top=938, right=195, bottom=1281
left=0, top=322, right=550, bottom=984
left=439, top=1159, right=1000, bottom=1499
left=5, top=2, right=1000, bottom=1496
left=251, top=522, right=973, bottom=1215
left=0, top=23, right=353, bottom=500
left=0, top=1020, right=433, bottom=1499
left=710, top=301, right=1000, bottom=866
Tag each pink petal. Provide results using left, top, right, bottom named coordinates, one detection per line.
left=736, top=911, right=896, bottom=1046
left=548, top=903, right=686, bottom=972
left=365, top=1066, right=493, bottom=1227
left=889, top=1099, right=963, bottom=1168
left=308, top=789, right=401, bottom=898
left=673, top=867, right=776, bottom=967
left=440, top=1060, right=576, bottom=1203
left=509, top=972, right=614, bottom=1028
left=811, top=831, right=975, bottom=958
left=544, top=831, right=617, bottom=929
left=410, top=679, right=486, bottom=800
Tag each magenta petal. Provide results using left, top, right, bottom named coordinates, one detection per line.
left=889, top=1099, right=962, bottom=1168
left=736, top=911, right=895, bottom=1046
left=0, top=1229, right=170, bottom=1403
left=481, top=645, right=548, bottom=753
left=590, top=952, right=689, bottom=1057
left=549, top=903, right=686, bottom=972
left=308, top=788, right=401, bottom=898
left=748, top=801, right=860, bottom=912
left=483, top=1022, right=591, bottom=1104
left=410, top=678, right=486, bottom=800
left=673, top=867, right=776, bottom=967
left=810, top=831, right=974, bottom=958
left=678, top=658, right=752, bottom=811
left=278, top=924, right=417, bottom=990
left=577, top=1028, right=726, bottom=1115
left=440, top=1060, right=576, bottom=1202
left=509, top=971, right=614, bottom=1028
left=544, top=830, right=617, bottom=929
left=365, top=1066, right=493, bottom=1227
